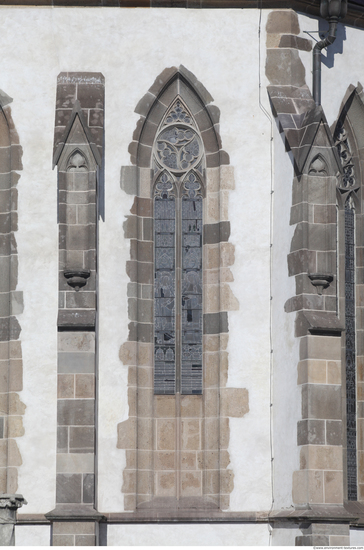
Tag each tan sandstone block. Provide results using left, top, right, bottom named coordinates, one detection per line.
left=206, top=167, right=220, bottom=193
left=181, top=452, right=196, bottom=470
left=8, top=393, right=25, bottom=416
left=124, top=494, right=136, bottom=511
left=137, top=388, right=153, bottom=418
left=138, top=418, right=153, bottom=450
left=122, top=470, right=136, bottom=493
left=155, top=451, right=175, bottom=470
left=300, top=336, right=341, bottom=361
left=181, top=471, right=202, bottom=497
left=324, top=470, right=343, bottom=503
left=221, top=243, right=235, bottom=267
left=128, top=387, right=137, bottom=417
left=220, top=352, right=228, bottom=387
left=75, top=374, right=95, bottom=398
left=138, top=344, right=153, bottom=366
left=137, top=366, right=153, bottom=388
left=327, top=361, right=341, bottom=385
left=220, top=470, right=234, bottom=494
left=205, top=470, right=219, bottom=494
left=117, top=418, right=136, bottom=449
left=155, top=395, right=175, bottom=418
left=128, top=366, right=136, bottom=386
left=358, top=451, right=364, bottom=483
left=221, top=284, right=239, bottom=311
left=204, top=389, right=219, bottom=418
left=0, top=394, right=7, bottom=415
left=300, top=445, right=343, bottom=471
left=155, top=472, right=176, bottom=497
left=157, top=419, right=176, bottom=451
left=358, top=357, right=364, bottom=383
left=0, top=468, right=6, bottom=492
left=206, top=193, right=219, bottom=224
left=181, top=395, right=203, bottom=417
left=205, top=245, right=219, bottom=270
left=292, top=470, right=324, bottom=504
left=139, top=167, right=153, bottom=199
left=7, top=467, right=18, bottom=493
left=266, top=33, right=282, bottom=48
left=198, top=450, right=230, bottom=470
left=204, top=354, right=219, bottom=388
left=8, top=416, right=24, bottom=438
left=181, top=419, right=200, bottom=450
left=203, top=335, right=219, bottom=352
left=204, top=284, right=219, bottom=313
left=138, top=470, right=153, bottom=494
left=297, top=360, right=326, bottom=385
left=58, top=374, right=74, bottom=398
left=8, top=439, right=22, bottom=467
left=203, top=268, right=220, bottom=285
left=125, top=450, right=136, bottom=469
left=119, top=342, right=137, bottom=366
left=138, top=450, right=153, bottom=470
left=0, top=441, right=7, bottom=468
left=220, top=388, right=249, bottom=418
left=220, top=165, right=235, bottom=190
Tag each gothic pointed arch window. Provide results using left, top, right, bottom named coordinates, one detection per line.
left=153, top=98, right=204, bottom=394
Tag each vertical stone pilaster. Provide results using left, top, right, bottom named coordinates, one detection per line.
left=48, top=73, right=105, bottom=546
left=0, top=494, right=26, bottom=546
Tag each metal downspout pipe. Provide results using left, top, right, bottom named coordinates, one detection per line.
left=312, top=0, right=348, bottom=106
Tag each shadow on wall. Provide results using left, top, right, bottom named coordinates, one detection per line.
left=319, top=21, right=346, bottom=68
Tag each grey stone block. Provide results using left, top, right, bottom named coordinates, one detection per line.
left=57, top=399, right=95, bottom=426
left=123, top=216, right=138, bottom=240
left=326, top=420, right=342, bottom=445
left=0, top=417, right=4, bottom=439
left=0, top=316, right=20, bottom=342
left=137, top=323, right=153, bottom=343
left=137, top=143, right=152, bottom=168
left=83, top=474, right=94, bottom=504
left=135, top=92, right=156, bottom=117
left=127, top=283, right=138, bottom=298
left=204, top=222, right=230, bottom=245
left=130, top=240, right=153, bottom=263
left=206, top=151, right=220, bottom=168
left=57, top=426, right=68, bottom=453
left=201, top=127, right=220, bottom=154
left=56, top=473, right=82, bottom=504
left=53, top=534, right=74, bottom=545
left=69, top=427, right=94, bottom=453
left=57, top=309, right=96, bottom=328
left=75, top=534, right=95, bottom=546
left=203, top=312, right=228, bottom=334
left=141, top=285, right=153, bottom=300
left=266, top=49, right=305, bottom=87
left=58, top=352, right=95, bottom=374
left=143, top=218, right=153, bottom=241
left=279, top=34, right=312, bottom=51
left=0, top=174, right=11, bottom=191
left=287, top=250, right=316, bottom=277
left=65, top=292, right=96, bottom=310
left=297, top=419, right=325, bottom=445
left=266, top=10, right=300, bottom=34
left=0, top=256, right=10, bottom=292
left=302, top=384, right=342, bottom=420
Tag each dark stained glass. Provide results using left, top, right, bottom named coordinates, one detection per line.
left=154, top=175, right=176, bottom=395
left=345, top=199, right=357, bottom=500
left=181, top=173, right=203, bottom=395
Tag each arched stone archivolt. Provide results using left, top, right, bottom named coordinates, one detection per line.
left=333, top=83, right=364, bottom=502
left=118, top=66, right=248, bottom=515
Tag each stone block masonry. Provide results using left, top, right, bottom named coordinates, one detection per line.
left=48, top=73, right=105, bottom=547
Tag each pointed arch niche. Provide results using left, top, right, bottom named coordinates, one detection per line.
left=118, top=66, right=246, bottom=514
left=334, top=83, right=364, bottom=502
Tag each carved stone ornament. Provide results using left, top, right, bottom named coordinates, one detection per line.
left=335, top=126, right=357, bottom=191
left=64, top=269, right=90, bottom=291
left=308, top=273, right=334, bottom=295
left=308, top=155, right=328, bottom=176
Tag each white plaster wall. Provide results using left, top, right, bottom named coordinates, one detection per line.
left=0, top=4, right=273, bottom=516
left=351, top=528, right=364, bottom=546
left=15, top=525, right=51, bottom=546
left=271, top=124, right=301, bottom=509
left=107, top=523, right=269, bottom=545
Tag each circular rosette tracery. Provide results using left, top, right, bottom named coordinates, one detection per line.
left=155, top=126, right=202, bottom=173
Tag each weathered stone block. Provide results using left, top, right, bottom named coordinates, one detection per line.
left=58, top=374, right=74, bottom=398
left=299, top=444, right=343, bottom=470
left=58, top=352, right=94, bottom=374
left=220, top=388, right=249, bottom=417
left=292, top=469, right=324, bottom=504
left=324, top=470, right=343, bottom=503
left=69, top=426, right=95, bottom=453
left=56, top=473, right=82, bottom=504
left=75, top=374, right=95, bottom=398
left=57, top=399, right=95, bottom=426
left=301, top=384, right=341, bottom=420
left=297, top=419, right=325, bottom=446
